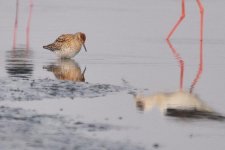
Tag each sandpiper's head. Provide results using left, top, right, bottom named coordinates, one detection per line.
left=75, top=32, right=87, bottom=52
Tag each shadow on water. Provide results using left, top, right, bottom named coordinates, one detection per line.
left=133, top=39, right=225, bottom=121
left=43, top=59, right=86, bottom=82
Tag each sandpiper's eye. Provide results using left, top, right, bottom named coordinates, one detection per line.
left=80, top=33, right=86, bottom=42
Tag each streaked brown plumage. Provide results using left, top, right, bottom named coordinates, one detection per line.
left=43, top=32, right=87, bottom=59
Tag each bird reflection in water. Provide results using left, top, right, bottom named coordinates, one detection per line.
left=134, top=39, right=225, bottom=121
left=43, top=59, right=86, bottom=82
left=6, top=0, right=34, bottom=79
left=135, top=91, right=225, bottom=120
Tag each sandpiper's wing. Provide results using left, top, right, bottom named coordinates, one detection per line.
left=55, top=34, right=73, bottom=42
left=43, top=34, right=73, bottom=51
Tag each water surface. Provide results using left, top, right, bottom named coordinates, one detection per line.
left=0, top=0, right=225, bottom=149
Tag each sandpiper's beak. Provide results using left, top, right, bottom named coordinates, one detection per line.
left=81, top=67, right=86, bottom=82
left=83, top=44, right=87, bottom=52
left=82, top=67, right=86, bottom=75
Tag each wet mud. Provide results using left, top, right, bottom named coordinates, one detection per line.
left=0, top=106, right=145, bottom=150
left=0, top=77, right=132, bottom=101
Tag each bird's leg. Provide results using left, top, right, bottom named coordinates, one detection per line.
left=13, top=0, right=19, bottom=50
left=166, top=0, right=186, bottom=40
left=26, top=0, right=33, bottom=50
left=196, top=0, right=204, bottom=41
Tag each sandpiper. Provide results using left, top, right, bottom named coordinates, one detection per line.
left=43, top=32, right=87, bottom=59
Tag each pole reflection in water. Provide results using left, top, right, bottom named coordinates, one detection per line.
left=43, top=59, right=86, bottom=82
left=167, top=40, right=184, bottom=90
left=135, top=91, right=225, bottom=121
left=190, top=38, right=203, bottom=93
left=134, top=39, right=225, bottom=121
left=6, top=0, right=34, bottom=79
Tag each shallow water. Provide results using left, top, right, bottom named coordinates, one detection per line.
left=1, top=0, right=225, bottom=149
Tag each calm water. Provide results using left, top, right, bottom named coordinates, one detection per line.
left=0, top=0, right=225, bottom=149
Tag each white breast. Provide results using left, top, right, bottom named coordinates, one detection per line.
left=55, top=48, right=80, bottom=58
